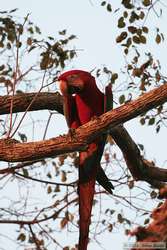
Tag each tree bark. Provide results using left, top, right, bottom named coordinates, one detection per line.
left=0, top=84, right=167, bottom=163
left=0, top=92, right=63, bottom=115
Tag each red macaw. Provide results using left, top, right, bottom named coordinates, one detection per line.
left=58, top=70, right=114, bottom=250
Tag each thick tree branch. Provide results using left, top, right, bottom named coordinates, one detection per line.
left=0, top=92, right=63, bottom=115
left=110, top=125, right=167, bottom=189
left=0, top=84, right=167, bottom=163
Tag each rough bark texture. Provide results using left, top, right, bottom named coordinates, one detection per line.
left=0, top=92, right=63, bottom=115
left=130, top=200, right=167, bottom=250
left=0, top=84, right=167, bottom=162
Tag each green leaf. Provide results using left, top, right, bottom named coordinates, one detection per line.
left=123, top=11, right=128, bottom=18
left=144, top=218, right=150, bottom=224
left=107, top=3, right=112, bottom=12
left=111, top=73, right=118, bottom=83
left=148, top=117, right=155, bottom=125
left=22, top=168, right=29, bottom=177
left=119, top=94, right=125, bottom=104
left=118, top=17, right=126, bottom=28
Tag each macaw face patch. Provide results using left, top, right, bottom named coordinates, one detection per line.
left=68, top=85, right=82, bottom=94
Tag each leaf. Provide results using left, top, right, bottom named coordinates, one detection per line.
left=35, top=26, right=41, bottom=34
left=108, top=223, right=113, bottom=232
left=18, top=132, right=27, bottom=142
left=27, top=37, right=32, bottom=46
left=148, top=117, right=155, bottom=125
left=111, top=73, right=118, bottom=83
left=9, top=8, right=18, bottom=13
left=59, top=29, right=66, bottom=35
left=61, top=170, right=67, bottom=182
left=123, top=11, right=128, bottom=18
left=60, top=217, right=68, bottom=229
left=107, top=3, right=112, bottom=12
left=142, top=26, right=149, bottom=33
left=139, top=11, right=145, bottom=19
left=122, top=0, right=134, bottom=9
left=132, top=68, right=142, bottom=77
left=47, top=185, right=52, bottom=194
left=117, top=213, right=124, bottom=223
left=22, top=168, right=29, bottom=177
left=140, top=118, right=145, bottom=125
left=156, top=125, right=160, bottom=133
left=132, top=35, right=140, bottom=44
left=68, top=35, right=76, bottom=40
left=138, top=144, right=144, bottom=151
left=54, top=185, right=60, bottom=192
left=142, top=0, right=151, bottom=7
left=155, top=34, right=161, bottom=44
left=101, top=1, right=106, bottom=6
left=119, top=94, right=125, bottom=104
left=140, top=35, right=146, bottom=44
left=128, top=26, right=137, bottom=34
left=17, top=233, right=26, bottom=242
left=118, top=17, right=126, bottom=28
left=150, top=190, right=157, bottom=199
left=144, top=218, right=150, bottom=224
left=116, top=31, right=127, bottom=43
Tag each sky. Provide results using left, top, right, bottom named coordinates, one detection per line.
left=0, top=1, right=167, bottom=250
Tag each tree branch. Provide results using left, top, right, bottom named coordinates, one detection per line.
left=0, top=92, right=63, bottom=115
left=110, top=125, right=167, bottom=190
left=0, top=84, right=167, bottom=163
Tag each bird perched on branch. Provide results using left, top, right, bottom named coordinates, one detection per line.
left=58, top=69, right=114, bottom=250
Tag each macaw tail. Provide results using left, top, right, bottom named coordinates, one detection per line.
left=78, top=140, right=104, bottom=250
left=78, top=176, right=96, bottom=250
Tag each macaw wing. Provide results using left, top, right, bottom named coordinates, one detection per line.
left=63, top=94, right=80, bottom=129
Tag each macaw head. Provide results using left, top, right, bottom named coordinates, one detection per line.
left=58, top=70, right=93, bottom=96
